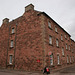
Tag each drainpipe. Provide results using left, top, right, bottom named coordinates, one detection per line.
left=6, top=25, right=11, bottom=68
left=13, top=23, right=17, bottom=69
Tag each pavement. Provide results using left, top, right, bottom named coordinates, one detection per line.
left=0, top=65, right=75, bottom=75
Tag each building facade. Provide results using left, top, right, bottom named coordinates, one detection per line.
left=0, top=4, right=75, bottom=71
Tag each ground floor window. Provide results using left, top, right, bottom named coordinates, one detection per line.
left=9, top=55, right=13, bottom=64
left=67, top=55, right=69, bottom=63
left=57, top=55, right=60, bottom=64
left=73, top=56, right=74, bottom=63
left=50, top=54, right=53, bottom=65
left=70, top=56, right=71, bottom=63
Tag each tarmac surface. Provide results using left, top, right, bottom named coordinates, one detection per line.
left=0, top=65, right=75, bottom=75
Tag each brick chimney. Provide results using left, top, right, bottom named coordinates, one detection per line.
left=3, top=18, right=9, bottom=24
left=25, top=4, right=34, bottom=12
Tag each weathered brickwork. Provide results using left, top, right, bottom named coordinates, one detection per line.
left=0, top=4, right=75, bottom=72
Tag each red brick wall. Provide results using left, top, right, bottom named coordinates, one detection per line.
left=43, top=15, right=75, bottom=70
left=0, top=5, right=75, bottom=72
left=0, top=24, right=9, bottom=68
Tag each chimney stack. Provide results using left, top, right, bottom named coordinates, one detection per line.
left=25, top=4, right=34, bottom=12
left=3, top=18, right=9, bottom=24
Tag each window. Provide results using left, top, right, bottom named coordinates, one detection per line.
left=66, top=44, right=67, bottom=50
left=68, top=37, right=69, bottom=40
left=67, top=55, right=69, bottom=63
left=9, top=55, right=13, bottom=64
left=49, top=36, right=52, bottom=45
left=56, top=39, right=59, bottom=47
left=50, top=54, right=53, bottom=65
left=72, top=49, right=74, bottom=53
left=70, top=56, right=71, bottom=63
left=61, top=34, right=63, bottom=40
left=69, top=45, right=70, bottom=50
left=10, top=40, right=13, bottom=47
left=73, top=56, right=74, bottom=62
left=62, top=47, right=64, bottom=56
left=12, top=28, right=15, bottom=34
left=48, top=22, right=51, bottom=28
left=57, top=55, right=60, bottom=64
left=55, top=27, right=57, bottom=32
left=65, top=35, right=66, bottom=39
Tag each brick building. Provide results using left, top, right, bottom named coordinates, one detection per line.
left=0, top=4, right=75, bottom=72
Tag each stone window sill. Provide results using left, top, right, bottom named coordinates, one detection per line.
left=62, top=55, right=65, bottom=57
left=7, top=64, right=13, bottom=66
left=48, top=26, right=52, bottom=30
left=56, top=46, right=59, bottom=48
left=49, top=43, right=53, bottom=46
left=10, top=33, right=15, bottom=35
left=9, top=47, right=14, bottom=49
left=57, top=64, right=61, bottom=66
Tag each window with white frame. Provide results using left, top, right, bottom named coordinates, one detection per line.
left=50, top=54, right=53, bottom=65
left=56, top=39, right=59, bottom=47
left=62, top=47, right=64, bottom=55
left=11, top=28, right=15, bottom=34
left=10, top=40, right=13, bottom=47
left=57, top=55, right=60, bottom=64
left=70, top=56, right=71, bottom=63
left=67, top=55, right=69, bottom=63
left=9, top=55, right=13, bottom=64
left=65, top=35, right=66, bottom=39
left=69, top=45, right=70, bottom=50
left=49, top=36, right=52, bottom=45
left=61, top=34, right=63, bottom=40
left=55, top=27, right=57, bottom=32
left=48, top=22, right=51, bottom=28
left=66, top=44, right=67, bottom=50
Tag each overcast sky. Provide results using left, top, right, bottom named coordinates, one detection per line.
left=0, top=0, right=75, bottom=40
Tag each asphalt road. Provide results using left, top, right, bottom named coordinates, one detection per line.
left=0, top=65, right=75, bottom=75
